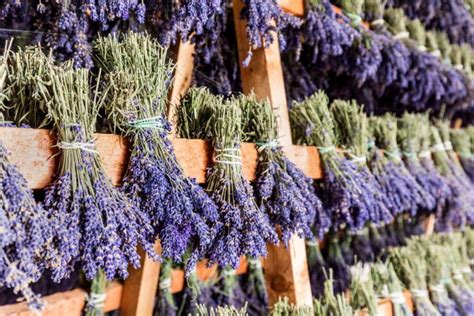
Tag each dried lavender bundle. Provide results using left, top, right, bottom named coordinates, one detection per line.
left=370, top=115, right=428, bottom=216
left=156, top=259, right=177, bottom=316
left=41, top=68, right=157, bottom=286
left=324, top=234, right=352, bottom=294
left=369, top=224, right=387, bottom=260
left=95, top=33, right=218, bottom=272
left=206, top=101, right=277, bottom=268
left=451, top=128, right=474, bottom=183
left=430, top=126, right=471, bottom=231
left=239, top=258, right=268, bottom=315
left=425, top=244, right=460, bottom=316
left=240, top=94, right=329, bottom=243
left=313, top=274, right=354, bottom=316
left=179, top=270, right=217, bottom=314
left=0, top=141, right=55, bottom=310
left=290, top=92, right=371, bottom=231
left=332, top=99, right=393, bottom=224
left=397, top=113, right=441, bottom=213
left=371, top=263, right=413, bottom=316
left=350, top=263, right=378, bottom=315
left=306, top=240, right=327, bottom=298
left=389, top=247, right=440, bottom=316
left=212, top=268, right=246, bottom=309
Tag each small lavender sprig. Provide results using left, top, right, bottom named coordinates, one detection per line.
left=240, top=94, right=329, bottom=243
left=95, top=33, right=218, bottom=272
left=42, top=68, right=157, bottom=282
left=290, top=91, right=370, bottom=231
left=206, top=101, right=278, bottom=268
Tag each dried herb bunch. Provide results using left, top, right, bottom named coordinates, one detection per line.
left=332, top=99, right=393, bottom=224
left=290, top=91, right=372, bottom=231
left=240, top=94, right=329, bottom=243
left=370, top=115, right=427, bottom=216
left=350, top=263, right=378, bottom=315
left=205, top=101, right=277, bottom=268
left=451, top=128, right=474, bottom=183
left=42, top=67, right=157, bottom=285
left=95, top=33, right=218, bottom=272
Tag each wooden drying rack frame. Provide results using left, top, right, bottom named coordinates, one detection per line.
left=0, top=1, right=432, bottom=315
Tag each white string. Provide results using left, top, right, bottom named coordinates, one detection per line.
left=384, top=151, right=402, bottom=162
left=431, top=143, right=446, bottom=153
left=256, top=140, right=279, bottom=152
left=371, top=19, right=385, bottom=26
left=454, top=64, right=464, bottom=70
left=411, top=289, right=429, bottom=298
left=306, top=240, right=318, bottom=247
left=431, top=50, right=442, bottom=58
left=418, top=46, right=428, bottom=52
left=393, top=31, right=410, bottom=40
left=453, top=272, right=464, bottom=280
left=85, top=292, right=107, bottom=310
left=419, top=150, right=432, bottom=158
left=430, top=283, right=445, bottom=294
left=214, top=148, right=242, bottom=165
left=57, top=141, right=98, bottom=154
left=443, top=141, right=453, bottom=151
left=159, top=278, right=171, bottom=290
left=349, top=154, right=367, bottom=163
left=389, top=291, right=406, bottom=304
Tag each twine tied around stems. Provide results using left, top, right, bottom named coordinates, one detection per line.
left=256, top=140, right=279, bottom=152
left=317, top=146, right=336, bottom=155
left=441, top=277, right=452, bottom=285
left=389, top=291, right=406, bottom=304
left=443, top=141, right=453, bottom=151
left=367, top=140, right=376, bottom=150
left=222, top=269, right=235, bottom=277
left=402, top=151, right=417, bottom=159
left=85, top=292, right=107, bottom=311
left=430, top=50, right=442, bottom=58
left=429, top=283, right=446, bottom=294
left=306, top=240, right=318, bottom=247
left=461, top=267, right=472, bottom=274
left=411, top=289, right=429, bottom=298
left=384, top=150, right=402, bottom=162
left=214, top=148, right=242, bottom=165
left=127, top=116, right=165, bottom=130
left=248, top=257, right=262, bottom=269
left=344, top=11, right=363, bottom=26
left=418, top=46, right=428, bottom=52
left=159, top=277, right=171, bottom=290
left=57, top=141, right=98, bottom=154
left=431, top=143, right=446, bottom=153
left=454, top=64, right=464, bottom=70
left=452, top=272, right=464, bottom=280
left=419, top=150, right=432, bottom=158
left=348, top=153, right=367, bottom=163
left=370, top=19, right=385, bottom=27
left=393, top=31, right=410, bottom=40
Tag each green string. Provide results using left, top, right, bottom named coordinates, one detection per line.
left=317, top=146, right=336, bottom=154
left=128, top=116, right=164, bottom=130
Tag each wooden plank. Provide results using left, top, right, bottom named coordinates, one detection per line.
left=423, top=214, right=436, bottom=236
left=168, top=41, right=196, bottom=124
left=403, top=290, right=414, bottom=312
left=232, top=0, right=313, bottom=309
left=358, top=298, right=393, bottom=316
left=120, top=242, right=162, bottom=316
left=0, top=127, right=323, bottom=189
left=278, top=0, right=305, bottom=16
left=0, top=282, right=122, bottom=316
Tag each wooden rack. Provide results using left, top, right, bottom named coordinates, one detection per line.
left=0, top=1, right=431, bottom=315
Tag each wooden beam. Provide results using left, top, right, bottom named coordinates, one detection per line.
left=278, top=0, right=305, bottom=16
left=120, top=243, right=162, bottom=316
left=0, top=127, right=322, bottom=189
left=232, top=0, right=313, bottom=309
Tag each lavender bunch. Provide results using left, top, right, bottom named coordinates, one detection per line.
left=370, top=115, right=428, bottom=216
left=156, top=259, right=177, bottom=316
left=425, top=243, right=460, bottom=316
left=350, top=263, right=378, bottom=315
left=371, top=263, right=413, bottom=316
left=324, top=234, right=352, bottom=294
left=430, top=126, right=472, bottom=230
left=179, top=267, right=217, bottom=314
left=313, top=273, right=354, bottom=316
left=0, top=140, right=56, bottom=310
left=389, top=246, right=440, bottom=316
left=240, top=94, right=329, bottom=243
left=240, top=258, right=268, bottom=315
left=206, top=101, right=277, bottom=268
left=238, top=0, right=301, bottom=66
left=213, top=268, right=246, bottom=308
left=332, top=99, right=393, bottom=224
left=306, top=240, right=328, bottom=298
left=41, top=67, right=157, bottom=286
left=451, top=128, right=474, bottom=183
left=397, top=113, right=441, bottom=213
left=95, top=33, right=218, bottom=272
left=290, top=92, right=371, bottom=230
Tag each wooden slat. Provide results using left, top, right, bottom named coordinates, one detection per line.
left=232, top=0, right=313, bottom=309
left=278, top=0, right=305, bottom=16
left=424, top=214, right=436, bottom=236
left=120, top=243, right=162, bottom=316
left=0, top=127, right=322, bottom=189
left=358, top=298, right=393, bottom=316
left=0, top=282, right=122, bottom=316
left=404, top=290, right=414, bottom=312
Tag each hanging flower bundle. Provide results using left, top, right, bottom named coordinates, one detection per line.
left=306, top=240, right=327, bottom=298
left=238, top=258, right=268, bottom=315
left=369, top=115, right=428, bottom=216
left=290, top=91, right=371, bottom=230
left=324, top=234, right=352, bottom=294
left=313, top=273, right=354, bottom=316
left=331, top=99, right=393, bottom=224
left=350, top=263, right=379, bottom=315
left=94, top=33, right=218, bottom=272
left=240, top=94, right=329, bottom=243
left=205, top=101, right=278, bottom=268
left=397, top=113, right=444, bottom=213
left=156, top=259, right=176, bottom=316
left=451, top=128, right=474, bottom=183
left=41, top=67, right=157, bottom=283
